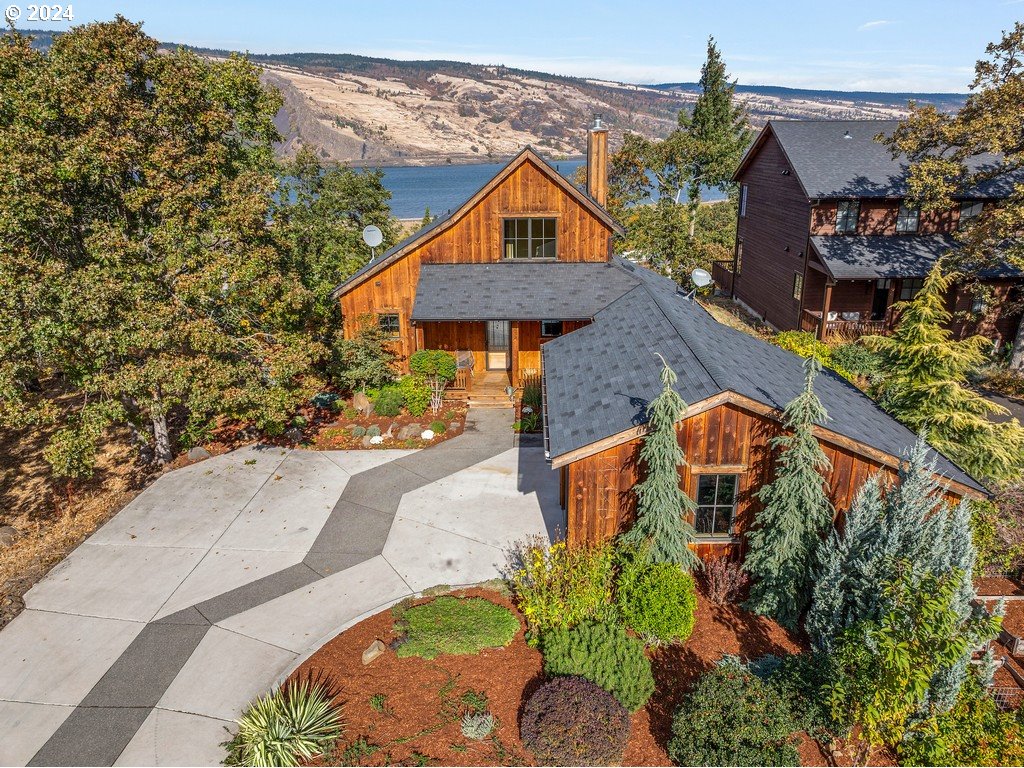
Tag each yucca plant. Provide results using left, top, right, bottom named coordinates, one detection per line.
left=223, top=679, right=343, bottom=767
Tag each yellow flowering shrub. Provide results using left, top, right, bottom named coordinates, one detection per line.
left=510, top=539, right=615, bottom=644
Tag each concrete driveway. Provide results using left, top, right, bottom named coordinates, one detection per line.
left=0, top=408, right=560, bottom=766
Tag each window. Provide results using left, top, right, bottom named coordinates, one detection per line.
left=959, top=200, right=983, bottom=229
left=739, top=185, right=748, bottom=217
left=896, top=201, right=920, bottom=233
left=540, top=320, right=563, bottom=337
left=899, top=278, right=924, bottom=302
left=835, top=200, right=860, bottom=233
left=377, top=313, right=400, bottom=337
left=503, top=218, right=556, bottom=259
left=735, top=240, right=743, bottom=275
left=695, top=474, right=738, bottom=536
left=792, top=272, right=803, bottom=301
left=971, top=295, right=986, bottom=315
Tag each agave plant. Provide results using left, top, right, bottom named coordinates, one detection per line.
left=223, top=679, right=343, bottom=767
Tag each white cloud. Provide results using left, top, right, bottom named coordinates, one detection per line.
left=857, top=20, right=893, bottom=32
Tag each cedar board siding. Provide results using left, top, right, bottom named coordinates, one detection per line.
left=422, top=322, right=488, bottom=376
left=564, top=400, right=970, bottom=560
left=811, top=200, right=955, bottom=236
left=338, top=159, right=615, bottom=367
left=734, top=132, right=811, bottom=330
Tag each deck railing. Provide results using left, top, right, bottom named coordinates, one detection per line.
left=801, top=309, right=893, bottom=340
left=450, top=367, right=472, bottom=392
left=711, top=259, right=734, bottom=294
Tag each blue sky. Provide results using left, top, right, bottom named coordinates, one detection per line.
left=23, top=1, right=1024, bottom=91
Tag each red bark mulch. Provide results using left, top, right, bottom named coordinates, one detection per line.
left=290, top=586, right=837, bottom=767
left=975, top=574, right=1024, bottom=597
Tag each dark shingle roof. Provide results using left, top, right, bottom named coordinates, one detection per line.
left=811, top=235, right=1024, bottom=281
left=542, top=258, right=985, bottom=494
left=760, top=119, right=1020, bottom=199
left=411, top=262, right=640, bottom=321
left=330, top=147, right=622, bottom=299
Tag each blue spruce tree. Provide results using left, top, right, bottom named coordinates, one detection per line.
left=744, top=357, right=834, bottom=629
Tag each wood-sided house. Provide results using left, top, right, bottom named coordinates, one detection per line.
left=332, top=120, right=986, bottom=562
left=720, top=119, right=1023, bottom=347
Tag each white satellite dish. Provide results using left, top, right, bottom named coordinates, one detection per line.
left=691, top=268, right=713, bottom=288
left=362, top=225, right=383, bottom=248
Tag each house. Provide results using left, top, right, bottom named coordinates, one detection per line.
left=332, top=120, right=985, bottom=562
left=331, top=119, right=624, bottom=401
left=719, top=119, right=1023, bottom=346
left=541, top=258, right=985, bottom=559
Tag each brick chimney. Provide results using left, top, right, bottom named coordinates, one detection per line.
left=586, top=114, right=608, bottom=207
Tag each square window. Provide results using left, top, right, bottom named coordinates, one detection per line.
left=959, top=201, right=983, bottom=229
left=378, top=313, right=400, bottom=337
left=896, top=201, right=920, bottom=233
left=899, top=278, right=924, bottom=302
left=836, top=200, right=859, bottom=234
left=694, top=474, right=738, bottom=537
left=540, top=320, right=563, bottom=337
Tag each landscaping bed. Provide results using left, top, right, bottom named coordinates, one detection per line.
left=288, top=585, right=811, bottom=767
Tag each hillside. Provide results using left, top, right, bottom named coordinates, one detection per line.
left=19, top=30, right=968, bottom=166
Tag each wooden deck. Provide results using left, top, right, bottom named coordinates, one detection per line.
left=448, top=370, right=513, bottom=407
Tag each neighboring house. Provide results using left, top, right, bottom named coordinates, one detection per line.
left=332, top=120, right=985, bottom=562
left=719, top=119, right=1023, bottom=347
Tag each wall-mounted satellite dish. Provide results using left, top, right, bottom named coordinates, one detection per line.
left=362, top=225, right=383, bottom=261
left=691, top=268, right=713, bottom=288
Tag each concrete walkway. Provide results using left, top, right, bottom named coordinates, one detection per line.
left=0, top=409, right=560, bottom=766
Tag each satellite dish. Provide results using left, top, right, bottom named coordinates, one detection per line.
left=691, top=268, right=713, bottom=288
left=362, top=225, right=383, bottom=248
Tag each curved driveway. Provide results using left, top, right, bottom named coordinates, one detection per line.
left=0, top=408, right=560, bottom=766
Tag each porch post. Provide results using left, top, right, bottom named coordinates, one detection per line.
left=510, top=321, right=520, bottom=388
left=818, top=281, right=834, bottom=341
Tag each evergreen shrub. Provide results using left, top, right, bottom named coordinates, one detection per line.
left=366, top=425, right=381, bottom=438
left=615, top=551, right=697, bottom=645
left=541, top=620, right=654, bottom=711
left=668, top=657, right=799, bottom=767
left=394, top=596, right=519, bottom=659
left=373, top=386, right=404, bottom=417
left=520, top=676, right=630, bottom=766
left=396, top=375, right=431, bottom=417
left=429, top=419, right=447, bottom=434
left=350, top=425, right=366, bottom=438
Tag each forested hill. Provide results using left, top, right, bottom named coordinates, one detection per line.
left=18, top=29, right=968, bottom=166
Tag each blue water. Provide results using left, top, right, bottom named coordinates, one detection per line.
left=379, top=160, right=726, bottom=219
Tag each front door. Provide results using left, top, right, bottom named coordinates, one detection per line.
left=871, top=280, right=890, bottom=321
left=486, top=321, right=510, bottom=370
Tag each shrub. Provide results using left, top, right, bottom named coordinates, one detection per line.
left=460, top=711, right=496, bottom=741
left=520, top=676, right=630, bottom=766
left=350, top=425, right=366, bottom=438
left=541, top=620, right=655, bottom=711
left=409, top=349, right=458, bottom=413
left=509, top=539, right=615, bottom=642
left=522, top=382, right=542, bottom=411
left=429, top=419, right=447, bottom=434
left=972, top=484, right=1024, bottom=576
left=223, top=679, right=343, bottom=767
left=397, top=375, right=431, bottom=417
left=366, top=424, right=381, bottom=438
left=373, top=386, right=404, bottom=417
left=772, top=330, right=855, bottom=381
left=615, top=550, right=697, bottom=645
left=394, top=596, right=519, bottom=659
left=830, top=341, right=885, bottom=386
left=668, top=657, right=799, bottom=767
left=701, top=556, right=747, bottom=605
left=331, top=316, right=398, bottom=392
left=898, top=672, right=1024, bottom=766
left=759, top=652, right=840, bottom=741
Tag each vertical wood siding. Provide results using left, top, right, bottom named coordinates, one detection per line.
left=563, top=400, right=963, bottom=561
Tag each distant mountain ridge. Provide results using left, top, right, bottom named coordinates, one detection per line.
left=17, top=28, right=969, bottom=166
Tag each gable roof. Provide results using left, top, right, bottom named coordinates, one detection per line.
left=330, top=147, right=624, bottom=299
left=541, top=257, right=986, bottom=495
left=735, top=119, right=1021, bottom=200
left=810, top=234, right=1024, bottom=281
left=411, top=262, right=641, bottom=321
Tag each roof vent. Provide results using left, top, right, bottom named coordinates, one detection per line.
left=843, top=130, right=853, bottom=139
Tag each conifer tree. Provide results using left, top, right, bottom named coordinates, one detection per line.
left=621, top=356, right=700, bottom=570
left=864, top=265, right=1024, bottom=481
left=421, top=206, right=433, bottom=227
left=744, top=357, right=834, bottom=628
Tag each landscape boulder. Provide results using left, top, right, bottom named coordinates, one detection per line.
left=421, top=429, right=435, bottom=441
left=285, top=427, right=303, bottom=443
left=362, top=639, right=387, bottom=665
left=397, top=424, right=420, bottom=440
left=187, top=446, right=211, bottom=462
left=449, top=421, right=461, bottom=432
left=361, top=435, right=374, bottom=448
left=0, top=526, right=18, bottom=547
left=352, top=391, right=373, bottom=417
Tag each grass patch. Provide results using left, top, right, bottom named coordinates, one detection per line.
left=394, top=596, right=519, bottom=660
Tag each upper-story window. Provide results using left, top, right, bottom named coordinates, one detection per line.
left=899, top=278, right=925, bottom=302
left=959, top=200, right=984, bottom=229
left=896, top=201, right=920, bottom=233
left=540, top=320, right=563, bottom=337
left=503, top=218, right=556, bottom=259
left=739, top=185, right=748, bottom=217
left=835, top=200, right=859, bottom=233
